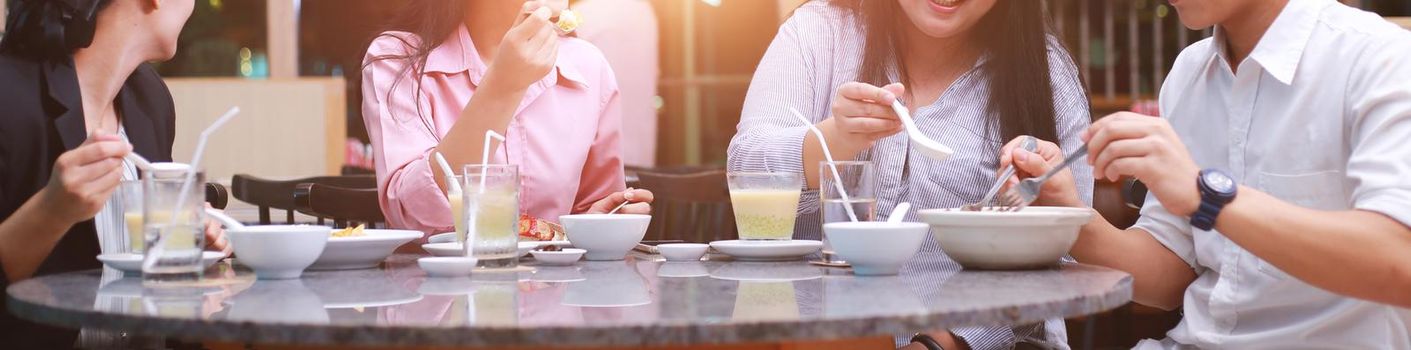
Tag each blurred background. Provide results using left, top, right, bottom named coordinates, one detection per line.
left=1, top=1, right=1408, bottom=347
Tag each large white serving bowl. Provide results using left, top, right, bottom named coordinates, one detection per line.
left=228, top=225, right=331, bottom=279
left=560, top=214, right=651, bottom=261
left=918, top=207, right=1093, bottom=270
left=310, top=229, right=422, bottom=270
left=823, top=221, right=930, bottom=275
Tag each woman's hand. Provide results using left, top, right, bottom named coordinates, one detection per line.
left=203, top=204, right=231, bottom=256
left=824, top=82, right=908, bottom=150
left=586, top=188, right=655, bottom=215
left=481, top=1, right=559, bottom=95
left=998, top=135, right=1085, bottom=208
left=1085, top=112, right=1201, bottom=216
left=38, top=133, right=131, bottom=225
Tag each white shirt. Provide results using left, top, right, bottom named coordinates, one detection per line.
left=1133, top=1, right=1411, bottom=349
left=93, top=127, right=140, bottom=254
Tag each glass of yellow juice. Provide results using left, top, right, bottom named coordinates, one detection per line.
left=117, top=180, right=145, bottom=254
left=727, top=172, right=803, bottom=241
left=142, top=167, right=207, bottom=283
left=462, top=164, right=520, bottom=268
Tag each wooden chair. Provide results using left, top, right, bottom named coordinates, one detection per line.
left=633, top=167, right=737, bottom=243
left=230, top=174, right=376, bottom=225
left=293, top=183, right=385, bottom=228
left=205, top=183, right=229, bottom=210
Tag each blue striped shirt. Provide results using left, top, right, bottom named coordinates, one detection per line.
left=728, top=2, right=1095, bottom=349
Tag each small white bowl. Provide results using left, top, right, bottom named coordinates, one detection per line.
left=418, top=257, right=478, bottom=278
left=823, top=221, right=930, bottom=275
left=530, top=248, right=585, bottom=265
left=427, top=232, right=457, bottom=243
left=228, top=225, right=331, bottom=280
left=657, top=243, right=709, bottom=261
left=918, top=207, right=1093, bottom=270
left=560, top=214, right=651, bottom=261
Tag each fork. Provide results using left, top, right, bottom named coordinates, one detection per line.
left=996, top=144, right=1089, bottom=212
left=962, top=136, right=1037, bottom=211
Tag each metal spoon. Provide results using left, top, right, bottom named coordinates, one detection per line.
left=891, top=100, right=954, bottom=160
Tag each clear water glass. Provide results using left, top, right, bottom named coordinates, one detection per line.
left=727, top=172, right=804, bottom=241
left=142, top=170, right=206, bottom=283
left=820, top=161, right=877, bottom=262
left=462, top=165, right=520, bottom=269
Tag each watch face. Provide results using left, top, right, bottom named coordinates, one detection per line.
left=1204, top=171, right=1235, bottom=192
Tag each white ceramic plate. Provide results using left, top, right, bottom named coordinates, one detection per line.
left=98, top=251, right=226, bottom=273
left=708, top=240, right=823, bottom=261
left=309, top=229, right=422, bottom=271
left=425, top=241, right=573, bottom=258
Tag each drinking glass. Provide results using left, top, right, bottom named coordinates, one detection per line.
left=819, top=161, right=877, bottom=262
left=447, top=175, right=467, bottom=243
left=727, top=172, right=803, bottom=241
left=462, top=165, right=520, bottom=268
left=117, top=180, right=144, bottom=254
left=142, top=170, right=206, bottom=283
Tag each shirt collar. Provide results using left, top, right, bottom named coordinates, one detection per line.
left=1213, top=0, right=1329, bottom=84
left=423, top=26, right=589, bottom=88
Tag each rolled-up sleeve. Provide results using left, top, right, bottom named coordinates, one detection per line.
left=361, top=34, right=452, bottom=235
left=1346, top=34, right=1411, bottom=228
left=727, top=14, right=816, bottom=213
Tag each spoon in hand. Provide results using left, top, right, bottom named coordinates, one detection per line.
left=891, top=100, right=954, bottom=160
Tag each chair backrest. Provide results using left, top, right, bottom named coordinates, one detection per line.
left=230, top=174, right=376, bottom=224
left=1093, top=179, right=1142, bottom=229
left=633, top=168, right=737, bottom=243
left=205, top=183, right=229, bottom=210
left=293, top=183, right=385, bottom=228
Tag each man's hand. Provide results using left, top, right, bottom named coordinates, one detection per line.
left=998, top=136, right=1085, bottom=208
left=586, top=188, right=655, bottom=215
left=1085, top=112, right=1201, bottom=216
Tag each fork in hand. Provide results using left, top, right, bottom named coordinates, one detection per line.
left=996, top=144, right=1089, bottom=212
left=962, top=136, right=1037, bottom=211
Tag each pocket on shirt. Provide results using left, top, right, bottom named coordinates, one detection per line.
left=1253, top=170, right=1349, bottom=211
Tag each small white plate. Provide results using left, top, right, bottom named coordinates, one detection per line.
left=311, top=229, right=422, bottom=270
left=428, top=232, right=457, bottom=244
left=658, top=243, right=709, bottom=261
left=426, top=241, right=574, bottom=258
left=529, top=248, right=585, bottom=266
left=418, top=257, right=478, bottom=277
left=708, top=240, right=823, bottom=261
left=98, top=251, right=226, bottom=273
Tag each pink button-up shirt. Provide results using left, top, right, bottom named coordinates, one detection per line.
left=361, top=27, right=625, bottom=235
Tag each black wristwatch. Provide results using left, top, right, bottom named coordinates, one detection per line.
left=911, top=333, right=945, bottom=350
left=1190, top=168, right=1237, bottom=231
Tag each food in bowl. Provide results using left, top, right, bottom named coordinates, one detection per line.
left=331, top=224, right=366, bottom=238
left=918, top=206, right=1093, bottom=270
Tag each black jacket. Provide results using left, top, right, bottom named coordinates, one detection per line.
left=0, top=53, right=175, bottom=349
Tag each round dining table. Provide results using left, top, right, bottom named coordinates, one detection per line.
left=7, top=251, right=1132, bottom=349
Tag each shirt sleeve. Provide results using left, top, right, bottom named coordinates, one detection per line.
left=1345, top=33, right=1411, bottom=228
left=572, top=65, right=627, bottom=214
left=726, top=13, right=815, bottom=213
left=361, top=34, right=452, bottom=235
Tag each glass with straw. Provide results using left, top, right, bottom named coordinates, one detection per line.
left=141, top=167, right=206, bottom=283
left=462, top=164, right=520, bottom=268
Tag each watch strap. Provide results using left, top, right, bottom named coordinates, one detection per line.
left=911, top=333, right=945, bottom=350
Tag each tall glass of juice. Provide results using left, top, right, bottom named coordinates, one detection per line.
left=463, top=164, right=520, bottom=268
left=727, top=172, right=803, bottom=241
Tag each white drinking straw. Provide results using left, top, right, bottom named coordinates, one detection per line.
left=433, top=151, right=464, bottom=194
left=477, top=130, right=507, bottom=194
left=788, top=108, right=858, bottom=222
left=144, top=106, right=240, bottom=271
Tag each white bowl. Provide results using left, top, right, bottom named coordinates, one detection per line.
left=529, top=248, right=586, bottom=265
left=418, top=257, right=478, bottom=277
left=658, top=243, right=709, bottom=261
left=228, top=225, right=331, bottom=279
left=918, top=207, right=1093, bottom=270
left=310, top=229, right=422, bottom=270
left=823, top=222, right=930, bottom=275
left=560, top=214, right=651, bottom=261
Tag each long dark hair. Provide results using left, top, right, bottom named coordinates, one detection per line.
left=1, top=0, right=113, bottom=60
left=831, top=0, right=1077, bottom=143
left=363, top=0, right=469, bottom=137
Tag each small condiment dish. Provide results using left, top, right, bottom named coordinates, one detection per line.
left=823, top=221, right=930, bottom=276
left=657, top=243, right=709, bottom=261
left=530, top=248, right=586, bottom=266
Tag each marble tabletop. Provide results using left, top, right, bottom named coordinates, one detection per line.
left=6, top=252, right=1132, bottom=348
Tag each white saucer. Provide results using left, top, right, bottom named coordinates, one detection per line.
left=98, top=251, right=226, bottom=273
left=708, top=240, right=823, bottom=261
left=529, top=248, right=585, bottom=266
